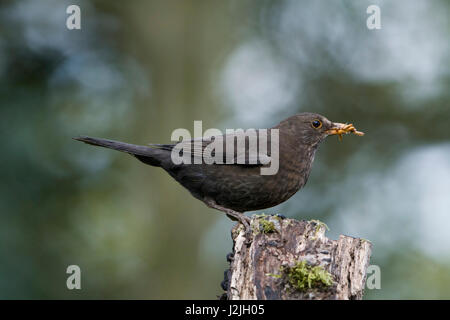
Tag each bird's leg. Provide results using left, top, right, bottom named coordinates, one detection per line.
left=204, top=199, right=252, bottom=243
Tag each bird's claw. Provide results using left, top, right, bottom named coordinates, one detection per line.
left=239, top=217, right=253, bottom=246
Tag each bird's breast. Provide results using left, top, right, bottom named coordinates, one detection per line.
left=209, top=146, right=316, bottom=212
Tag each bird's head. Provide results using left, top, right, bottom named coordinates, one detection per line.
left=280, top=112, right=364, bottom=147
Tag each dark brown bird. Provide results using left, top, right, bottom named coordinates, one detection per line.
left=74, top=113, right=363, bottom=236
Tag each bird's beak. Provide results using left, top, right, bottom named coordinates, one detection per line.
left=326, top=122, right=365, bottom=141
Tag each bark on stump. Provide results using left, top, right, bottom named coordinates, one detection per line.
left=222, top=215, right=372, bottom=300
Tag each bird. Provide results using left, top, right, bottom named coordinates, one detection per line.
left=74, top=112, right=364, bottom=238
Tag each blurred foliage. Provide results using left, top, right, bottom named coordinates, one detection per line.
left=0, top=0, right=449, bottom=299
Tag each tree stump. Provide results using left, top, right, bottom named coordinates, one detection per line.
left=221, top=215, right=372, bottom=300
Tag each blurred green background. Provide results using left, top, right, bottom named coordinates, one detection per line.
left=0, top=0, right=449, bottom=299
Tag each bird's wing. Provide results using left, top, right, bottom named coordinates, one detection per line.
left=149, top=130, right=276, bottom=166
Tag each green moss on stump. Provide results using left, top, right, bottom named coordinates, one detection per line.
left=259, top=219, right=276, bottom=233
left=282, top=260, right=334, bottom=292
left=251, top=214, right=278, bottom=234
left=310, top=219, right=330, bottom=233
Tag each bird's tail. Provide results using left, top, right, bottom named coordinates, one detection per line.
left=73, top=136, right=165, bottom=167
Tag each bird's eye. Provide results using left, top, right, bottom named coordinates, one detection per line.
left=311, top=119, right=322, bottom=129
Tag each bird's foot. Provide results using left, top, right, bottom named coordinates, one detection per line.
left=234, top=214, right=252, bottom=245
left=223, top=211, right=252, bottom=244
left=205, top=199, right=253, bottom=245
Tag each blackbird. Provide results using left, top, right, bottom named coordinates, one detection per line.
left=74, top=113, right=363, bottom=236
